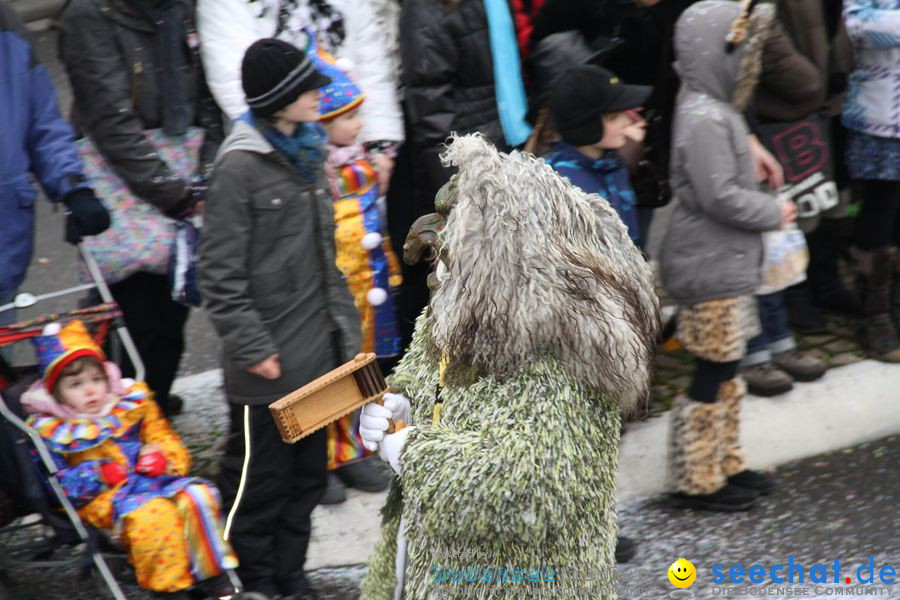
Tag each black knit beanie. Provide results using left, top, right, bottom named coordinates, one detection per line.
left=242, top=38, right=332, bottom=117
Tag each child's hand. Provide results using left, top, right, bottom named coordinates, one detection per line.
left=781, top=201, right=797, bottom=227
left=623, top=110, right=647, bottom=143
left=135, top=452, right=168, bottom=477
left=100, top=461, right=127, bottom=486
left=372, top=153, right=394, bottom=196
left=748, top=135, right=784, bottom=189
left=247, top=353, right=281, bottom=380
left=139, top=443, right=161, bottom=457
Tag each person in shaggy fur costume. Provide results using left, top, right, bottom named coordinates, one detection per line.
left=356, top=133, right=660, bottom=599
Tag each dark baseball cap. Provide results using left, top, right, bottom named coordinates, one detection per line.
left=548, top=64, right=652, bottom=146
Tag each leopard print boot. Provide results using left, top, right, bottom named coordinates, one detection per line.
left=669, top=395, right=757, bottom=511
left=669, top=396, right=726, bottom=496
left=720, top=378, right=747, bottom=478
left=720, top=378, right=775, bottom=494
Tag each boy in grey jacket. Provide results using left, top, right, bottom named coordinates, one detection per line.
left=660, top=0, right=794, bottom=513
left=199, top=39, right=360, bottom=599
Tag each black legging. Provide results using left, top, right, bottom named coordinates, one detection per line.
left=854, top=180, right=900, bottom=250
left=108, top=272, right=189, bottom=415
left=689, top=358, right=739, bottom=403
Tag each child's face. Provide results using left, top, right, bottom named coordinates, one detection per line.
left=323, top=108, right=364, bottom=146
left=277, top=89, right=323, bottom=124
left=56, top=363, right=110, bottom=415
left=598, top=110, right=639, bottom=149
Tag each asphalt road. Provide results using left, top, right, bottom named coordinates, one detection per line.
left=2, top=434, right=897, bottom=599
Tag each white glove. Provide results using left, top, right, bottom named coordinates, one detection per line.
left=382, top=392, right=411, bottom=424
left=359, top=394, right=411, bottom=452
left=379, top=426, right=414, bottom=476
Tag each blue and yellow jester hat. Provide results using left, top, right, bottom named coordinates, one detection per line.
left=307, top=34, right=364, bottom=121
left=33, top=320, right=105, bottom=392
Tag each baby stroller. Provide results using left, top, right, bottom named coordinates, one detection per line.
left=0, top=245, right=263, bottom=600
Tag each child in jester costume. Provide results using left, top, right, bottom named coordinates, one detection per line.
left=357, top=134, right=659, bottom=599
left=21, top=320, right=237, bottom=597
left=311, top=41, right=404, bottom=489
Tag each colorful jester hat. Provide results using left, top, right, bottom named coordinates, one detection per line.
left=33, top=320, right=105, bottom=392
left=307, top=34, right=364, bottom=121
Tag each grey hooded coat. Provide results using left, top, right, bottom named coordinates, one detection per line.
left=659, top=0, right=784, bottom=307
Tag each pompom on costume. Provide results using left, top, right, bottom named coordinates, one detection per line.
left=312, top=42, right=404, bottom=469
left=23, top=321, right=237, bottom=593
left=361, top=134, right=660, bottom=599
left=313, top=42, right=402, bottom=359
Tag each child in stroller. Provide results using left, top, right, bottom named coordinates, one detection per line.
left=18, top=319, right=238, bottom=599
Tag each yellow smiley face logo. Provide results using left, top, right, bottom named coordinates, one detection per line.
left=668, top=558, right=697, bottom=588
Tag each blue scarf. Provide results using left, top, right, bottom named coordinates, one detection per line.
left=242, top=112, right=326, bottom=182
left=483, top=0, right=532, bottom=147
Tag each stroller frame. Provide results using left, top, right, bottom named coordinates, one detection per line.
left=0, top=244, right=143, bottom=600
left=0, top=245, right=251, bottom=599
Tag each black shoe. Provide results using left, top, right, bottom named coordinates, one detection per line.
left=276, top=574, right=319, bottom=600
left=151, top=591, right=193, bottom=600
left=163, top=393, right=184, bottom=417
left=670, top=484, right=758, bottom=512
left=334, top=456, right=391, bottom=492
left=200, top=573, right=238, bottom=598
left=615, top=535, right=637, bottom=563
left=319, top=472, right=347, bottom=505
left=728, top=470, right=775, bottom=495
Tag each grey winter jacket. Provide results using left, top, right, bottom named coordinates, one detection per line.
left=659, top=0, right=783, bottom=306
left=199, top=121, right=361, bottom=405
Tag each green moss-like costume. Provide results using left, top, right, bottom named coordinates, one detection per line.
left=361, top=319, right=622, bottom=600
left=361, top=134, right=657, bottom=600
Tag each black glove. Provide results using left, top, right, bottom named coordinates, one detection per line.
left=163, top=179, right=207, bottom=220
left=63, top=188, right=110, bottom=244
left=828, top=72, right=849, bottom=95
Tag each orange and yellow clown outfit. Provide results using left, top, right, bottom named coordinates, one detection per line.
left=312, top=44, right=403, bottom=470
left=26, top=323, right=237, bottom=593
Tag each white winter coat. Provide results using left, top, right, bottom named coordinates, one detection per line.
left=197, top=0, right=404, bottom=144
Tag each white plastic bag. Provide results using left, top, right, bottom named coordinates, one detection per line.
left=757, top=223, right=809, bottom=294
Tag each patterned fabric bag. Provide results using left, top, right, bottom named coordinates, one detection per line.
left=75, top=128, right=204, bottom=284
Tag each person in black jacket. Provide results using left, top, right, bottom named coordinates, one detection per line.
left=398, top=0, right=531, bottom=352
left=58, top=0, right=223, bottom=416
left=401, top=0, right=508, bottom=217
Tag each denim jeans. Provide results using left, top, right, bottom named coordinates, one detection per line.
left=742, top=291, right=796, bottom=367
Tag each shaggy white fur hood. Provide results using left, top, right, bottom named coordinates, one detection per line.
left=426, top=134, right=660, bottom=412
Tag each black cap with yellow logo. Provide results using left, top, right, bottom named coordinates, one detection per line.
left=548, top=64, right=652, bottom=146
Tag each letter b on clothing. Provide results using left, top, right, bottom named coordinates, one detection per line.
left=771, top=122, right=827, bottom=183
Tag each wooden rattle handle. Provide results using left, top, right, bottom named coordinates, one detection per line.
left=375, top=395, right=405, bottom=434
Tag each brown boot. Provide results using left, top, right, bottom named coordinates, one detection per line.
left=852, top=247, right=900, bottom=362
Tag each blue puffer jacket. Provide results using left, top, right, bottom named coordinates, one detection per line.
left=0, top=4, right=87, bottom=299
